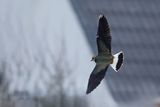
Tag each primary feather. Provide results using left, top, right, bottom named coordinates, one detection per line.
left=86, top=15, right=112, bottom=94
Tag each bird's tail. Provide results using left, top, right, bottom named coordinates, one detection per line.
left=110, top=51, right=124, bottom=72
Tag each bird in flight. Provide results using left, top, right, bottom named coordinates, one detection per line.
left=86, top=15, right=124, bottom=94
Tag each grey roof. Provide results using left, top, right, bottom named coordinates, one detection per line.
left=70, top=0, right=160, bottom=105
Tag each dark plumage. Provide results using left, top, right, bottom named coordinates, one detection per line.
left=86, top=15, right=124, bottom=94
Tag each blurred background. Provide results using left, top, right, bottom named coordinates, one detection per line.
left=0, top=0, right=160, bottom=107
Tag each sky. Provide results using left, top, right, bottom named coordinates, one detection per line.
left=0, top=0, right=117, bottom=107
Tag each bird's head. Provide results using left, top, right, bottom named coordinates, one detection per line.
left=91, top=56, right=96, bottom=62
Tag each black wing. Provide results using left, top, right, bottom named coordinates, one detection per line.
left=86, top=64, right=108, bottom=94
left=97, top=15, right=111, bottom=53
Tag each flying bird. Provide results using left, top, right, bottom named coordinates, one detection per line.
left=86, top=15, right=124, bottom=94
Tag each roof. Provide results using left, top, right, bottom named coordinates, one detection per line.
left=70, top=0, right=160, bottom=106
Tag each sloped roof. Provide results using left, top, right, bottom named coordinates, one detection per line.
left=70, top=0, right=160, bottom=105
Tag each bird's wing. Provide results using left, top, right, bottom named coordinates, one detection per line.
left=86, top=64, right=108, bottom=94
left=97, top=15, right=111, bottom=54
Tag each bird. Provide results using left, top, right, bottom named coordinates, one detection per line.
left=86, top=15, right=124, bottom=94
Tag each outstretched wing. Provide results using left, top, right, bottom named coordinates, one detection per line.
left=86, top=64, right=108, bottom=94
left=97, top=15, right=111, bottom=54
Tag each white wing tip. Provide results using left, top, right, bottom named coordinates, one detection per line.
left=99, top=14, right=104, bottom=19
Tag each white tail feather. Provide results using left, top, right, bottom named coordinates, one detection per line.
left=110, top=51, right=124, bottom=72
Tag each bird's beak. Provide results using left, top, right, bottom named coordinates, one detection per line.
left=90, top=59, right=93, bottom=61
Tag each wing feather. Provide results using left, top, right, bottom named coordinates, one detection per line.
left=86, top=65, right=108, bottom=94
left=97, top=15, right=111, bottom=53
